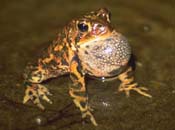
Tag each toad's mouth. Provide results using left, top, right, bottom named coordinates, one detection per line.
left=77, top=31, right=131, bottom=77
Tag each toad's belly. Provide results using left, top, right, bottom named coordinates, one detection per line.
left=78, top=31, right=131, bottom=77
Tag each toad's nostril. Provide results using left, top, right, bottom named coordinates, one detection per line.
left=91, top=23, right=106, bottom=35
left=97, top=24, right=103, bottom=28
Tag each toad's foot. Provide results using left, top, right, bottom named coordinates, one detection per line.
left=118, top=83, right=152, bottom=98
left=73, top=97, right=97, bottom=125
left=82, top=109, right=97, bottom=126
left=117, top=67, right=152, bottom=98
left=70, top=89, right=97, bottom=126
left=23, top=83, right=52, bottom=110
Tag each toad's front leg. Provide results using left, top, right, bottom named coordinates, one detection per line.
left=23, top=64, right=53, bottom=110
left=69, top=60, right=97, bottom=126
left=118, top=66, right=152, bottom=98
left=23, top=57, right=69, bottom=109
left=23, top=82, right=52, bottom=110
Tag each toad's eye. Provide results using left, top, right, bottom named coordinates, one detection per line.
left=78, top=23, right=89, bottom=32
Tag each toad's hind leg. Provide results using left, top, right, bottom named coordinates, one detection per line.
left=69, top=60, right=97, bottom=126
left=118, top=67, right=152, bottom=98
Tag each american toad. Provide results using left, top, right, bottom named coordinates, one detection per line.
left=23, top=8, right=151, bottom=126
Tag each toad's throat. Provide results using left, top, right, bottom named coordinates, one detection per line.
left=77, top=31, right=131, bottom=77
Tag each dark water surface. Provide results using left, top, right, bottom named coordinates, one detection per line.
left=0, top=0, right=174, bottom=130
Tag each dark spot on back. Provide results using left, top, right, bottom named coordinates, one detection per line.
left=61, top=59, right=69, bottom=66
left=29, top=91, right=33, bottom=95
left=67, top=38, right=72, bottom=44
left=84, top=51, right=89, bottom=54
left=85, top=45, right=89, bottom=48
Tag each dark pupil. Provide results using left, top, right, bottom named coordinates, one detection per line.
left=78, top=23, right=88, bottom=32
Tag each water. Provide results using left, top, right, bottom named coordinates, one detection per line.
left=0, top=0, right=174, bottom=130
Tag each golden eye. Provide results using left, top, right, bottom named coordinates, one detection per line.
left=77, top=22, right=89, bottom=32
